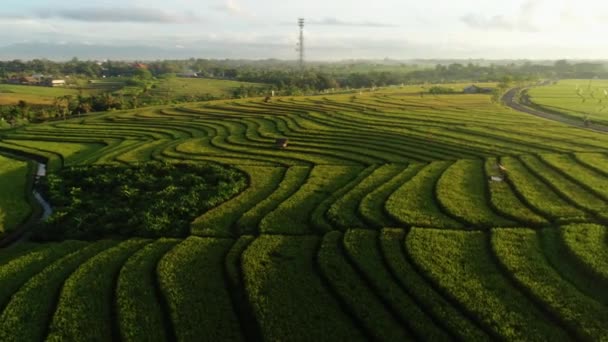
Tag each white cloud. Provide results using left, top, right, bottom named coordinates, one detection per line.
left=212, top=0, right=254, bottom=18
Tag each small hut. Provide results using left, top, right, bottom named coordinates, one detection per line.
left=275, top=138, right=288, bottom=149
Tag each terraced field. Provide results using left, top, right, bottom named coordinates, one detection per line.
left=1, top=87, right=608, bottom=340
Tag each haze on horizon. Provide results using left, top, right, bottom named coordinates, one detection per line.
left=0, top=0, right=607, bottom=61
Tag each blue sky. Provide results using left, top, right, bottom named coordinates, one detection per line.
left=1, top=0, right=607, bottom=59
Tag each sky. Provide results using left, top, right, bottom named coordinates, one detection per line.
left=0, top=0, right=607, bottom=60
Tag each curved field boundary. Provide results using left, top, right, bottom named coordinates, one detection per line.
left=492, top=228, right=608, bottom=340
left=191, top=166, right=285, bottom=237
left=157, top=237, right=244, bottom=342
left=436, top=159, right=514, bottom=228
left=386, top=161, right=463, bottom=229
left=343, top=229, right=451, bottom=340
left=483, top=157, right=548, bottom=226
left=116, top=238, right=180, bottom=342
left=317, top=231, right=412, bottom=341
left=260, top=165, right=362, bottom=235
left=241, top=235, right=367, bottom=341
left=406, top=228, right=570, bottom=340
left=328, top=164, right=401, bottom=229
left=46, top=239, right=150, bottom=341
left=0, top=240, right=117, bottom=341
left=560, top=224, right=608, bottom=287
left=359, top=163, right=424, bottom=228
left=379, top=229, right=490, bottom=341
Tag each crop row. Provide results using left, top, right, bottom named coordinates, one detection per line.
left=0, top=225, right=608, bottom=339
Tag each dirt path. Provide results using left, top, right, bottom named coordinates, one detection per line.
left=502, top=88, right=608, bottom=133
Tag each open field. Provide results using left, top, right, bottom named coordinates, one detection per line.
left=0, top=154, right=32, bottom=236
left=528, top=79, right=608, bottom=124
left=148, top=77, right=266, bottom=100
left=0, top=84, right=82, bottom=105
left=1, top=86, right=608, bottom=339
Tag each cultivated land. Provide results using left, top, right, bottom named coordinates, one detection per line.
left=149, top=77, right=266, bottom=100
left=1, top=86, right=608, bottom=340
left=0, top=154, right=31, bottom=236
left=0, top=84, right=82, bottom=106
left=528, top=79, right=608, bottom=124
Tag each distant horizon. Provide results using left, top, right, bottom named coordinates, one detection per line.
left=0, top=42, right=607, bottom=63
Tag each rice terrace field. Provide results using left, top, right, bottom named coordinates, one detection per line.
left=2, top=84, right=608, bottom=341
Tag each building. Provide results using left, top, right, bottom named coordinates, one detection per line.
left=44, top=79, right=66, bottom=87
left=177, top=71, right=198, bottom=78
left=275, top=138, right=289, bottom=148
left=463, top=85, right=493, bottom=94
left=6, top=76, right=39, bottom=85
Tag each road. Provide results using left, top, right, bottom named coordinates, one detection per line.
left=502, top=87, right=608, bottom=133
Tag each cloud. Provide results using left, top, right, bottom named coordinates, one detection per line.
left=460, top=0, right=542, bottom=32
left=307, top=17, right=397, bottom=27
left=212, top=0, right=254, bottom=17
left=460, top=14, right=514, bottom=30
left=0, top=7, right=200, bottom=23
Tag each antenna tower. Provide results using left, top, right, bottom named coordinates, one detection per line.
left=297, top=18, right=305, bottom=68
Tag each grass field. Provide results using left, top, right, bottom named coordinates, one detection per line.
left=148, top=77, right=266, bottom=100
left=0, top=84, right=82, bottom=105
left=0, top=85, right=607, bottom=339
left=0, top=154, right=32, bottom=236
left=528, top=79, right=608, bottom=124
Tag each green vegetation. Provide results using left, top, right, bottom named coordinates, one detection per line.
left=436, top=159, right=513, bottom=227
left=192, top=166, right=283, bottom=237
left=242, top=235, right=365, bottom=341
left=0, top=154, right=31, bottom=235
left=560, top=224, right=608, bottom=284
left=46, top=239, right=149, bottom=341
left=407, top=228, right=569, bottom=340
left=260, top=165, right=361, bottom=234
left=0, top=240, right=86, bottom=308
left=0, top=240, right=116, bottom=341
left=39, top=161, right=246, bottom=240
left=528, top=79, right=608, bottom=124
left=492, top=228, right=608, bottom=340
left=343, top=229, right=450, bottom=340
left=0, top=83, right=607, bottom=339
left=151, top=77, right=266, bottom=101
left=484, top=157, right=547, bottom=225
left=158, top=237, right=243, bottom=341
left=386, top=161, right=463, bottom=228
left=501, top=156, right=587, bottom=221
left=380, top=229, right=490, bottom=341
left=317, top=231, right=412, bottom=340
left=0, top=84, right=81, bottom=106
left=117, top=238, right=179, bottom=342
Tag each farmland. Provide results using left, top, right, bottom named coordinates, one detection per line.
left=149, top=77, right=266, bottom=101
left=1, top=85, right=608, bottom=339
left=528, top=79, right=608, bottom=124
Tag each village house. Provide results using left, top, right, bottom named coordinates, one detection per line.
left=463, top=85, right=494, bottom=94
left=43, top=79, right=67, bottom=87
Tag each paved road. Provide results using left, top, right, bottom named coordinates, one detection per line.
left=502, top=87, right=608, bottom=133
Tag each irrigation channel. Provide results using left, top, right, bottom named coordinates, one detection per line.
left=0, top=157, right=52, bottom=247
left=33, top=162, right=52, bottom=220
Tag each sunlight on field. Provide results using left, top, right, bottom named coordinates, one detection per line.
left=529, top=79, right=608, bottom=123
